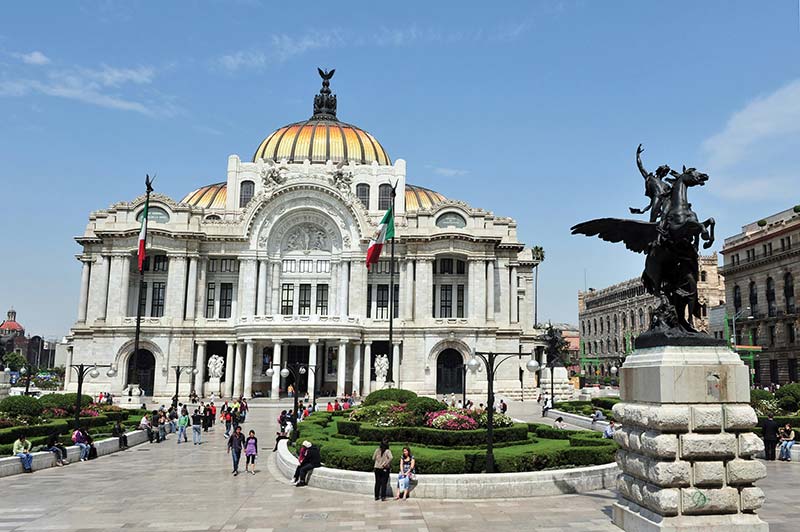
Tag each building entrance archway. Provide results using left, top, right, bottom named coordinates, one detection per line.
left=127, top=350, right=156, bottom=396
left=436, top=348, right=463, bottom=396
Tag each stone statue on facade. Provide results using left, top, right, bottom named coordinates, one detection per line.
left=207, top=355, right=224, bottom=379
left=571, top=146, right=718, bottom=347
left=374, top=355, right=389, bottom=384
left=328, top=160, right=353, bottom=191
left=260, top=161, right=288, bottom=188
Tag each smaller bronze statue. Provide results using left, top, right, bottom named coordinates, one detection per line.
left=572, top=145, right=719, bottom=348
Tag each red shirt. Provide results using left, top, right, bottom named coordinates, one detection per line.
left=326, top=404, right=334, bottom=412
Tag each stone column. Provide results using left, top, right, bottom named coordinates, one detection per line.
left=352, top=342, right=362, bottom=396
left=63, top=346, right=73, bottom=387
left=256, top=260, right=268, bottom=315
left=239, top=258, right=257, bottom=318
left=339, top=260, right=349, bottom=317
left=404, top=260, right=414, bottom=320
left=308, top=338, right=318, bottom=400
left=486, top=259, right=496, bottom=321
left=197, top=259, right=208, bottom=319
left=612, top=345, right=768, bottom=531
left=392, top=341, right=401, bottom=388
left=88, top=255, right=111, bottom=321
left=498, top=259, right=509, bottom=324
left=77, top=259, right=91, bottom=322
left=119, top=254, right=131, bottom=317
left=232, top=342, right=244, bottom=399
left=105, top=255, right=122, bottom=319
left=243, top=339, right=254, bottom=398
left=349, top=260, right=367, bottom=317
left=271, top=339, right=282, bottom=399
left=415, top=259, right=433, bottom=319
left=194, top=341, right=206, bottom=397
left=510, top=265, right=519, bottom=323
left=185, top=257, right=198, bottom=320
left=165, top=255, right=187, bottom=319
left=363, top=342, right=372, bottom=395
left=270, top=261, right=280, bottom=314
left=224, top=341, right=235, bottom=398
left=337, top=339, right=347, bottom=397
left=330, top=262, right=339, bottom=315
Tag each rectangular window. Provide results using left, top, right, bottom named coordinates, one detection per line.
left=207, top=259, right=217, bottom=272
left=205, top=283, right=216, bottom=318
left=788, top=323, right=796, bottom=344
left=769, top=325, right=776, bottom=346
left=456, top=260, right=466, bottom=275
left=456, top=284, right=465, bottom=318
left=439, top=258, right=453, bottom=274
left=299, top=260, right=313, bottom=273
left=316, top=260, right=330, bottom=273
left=393, top=284, right=399, bottom=318
left=141, top=257, right=151, bottom=271
left=153, top=255, right=169, bottom=272
left=440, top=285, right=453, bottom=318
left=220, top=259, right=238, bottom=272
left=281, top=283, right=294, bottom=315
left=376, top=284, right=389, bottom=319
left=432, top=284, right=436, bottom=317
left=789, top=358, right=798, bottom=383
left=282, top=260, right=296, bottom=273
left=298, top=284, right=312, bottom=315
left=219, top=283, right=233, bottom=318
left=326, top=346, right=337, bottom=376
left=138, top=281, right=148, bottom=316
left=150, top=281, right=166, bottom=317
left=366, top=284, right=372, bottom=318
left=316, top=284, right=329, bottom=315
left=770, top=358, right=779, bottom=384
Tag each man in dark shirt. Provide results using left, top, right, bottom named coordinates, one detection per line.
left=295, top=442, right=321, bottom=487
left=762, top=414, right=780, bottom=461
left=191, top=409, right=203, bottom=445
left=227, top=426, right=245, bottom=476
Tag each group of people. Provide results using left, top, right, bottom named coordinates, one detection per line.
left=371, top=439, right=416, bottom=501
left=95, top=392, right=114, bottom=405
left=762, top=415, right=795, bottom=461
left=12, top=425, right=99, bottom=473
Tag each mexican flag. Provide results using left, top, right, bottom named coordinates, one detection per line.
left=137, top=197, right=150, bottom=271
left=366, top=206, right=394, bottom=268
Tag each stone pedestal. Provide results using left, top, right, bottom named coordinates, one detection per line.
left=206, top=377, right=222, bottom=398
left=612, top=345, right=767, bottom=531
left=540, top=366, right=572, bottom=401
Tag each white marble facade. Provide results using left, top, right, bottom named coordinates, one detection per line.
left=65, top=77, right=545, bottom=401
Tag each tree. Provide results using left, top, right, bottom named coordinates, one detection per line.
left=2, top=351, right=27, bottom=371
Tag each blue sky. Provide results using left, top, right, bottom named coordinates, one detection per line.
left=1, top=1, right=799, bottom=338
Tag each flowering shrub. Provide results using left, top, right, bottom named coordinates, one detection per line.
left=425, top=410, right=478, bottom=431
left=42, top=408, right=69, bottom=418
left=0, top=418, right=14, bottom=429
left=476, top=411, right=514, bottom=428
left=349, top=402, right=416, bottom=426
left=79, top=409, right=100, bottom=417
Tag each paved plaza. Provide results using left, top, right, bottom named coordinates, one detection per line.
left=0, top=403, right=794, bottom=532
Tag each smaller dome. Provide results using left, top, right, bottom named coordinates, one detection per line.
left=0, top=309, right=23, bottom=334
left=181, top=182, right=227, bottom=209
left=405, top=184, right=446, bottom=211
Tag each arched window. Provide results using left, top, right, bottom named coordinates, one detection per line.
left=205, top=214, right=221, bottom=221
left=593, top=318, right=597, bottom=334
left=356, top=184, right=370, bottom=209
left=638, top=308, right=645, bottom=329
left=594, top=341, right=598, bottom=354
left=581, top=321, right=586, bottom=335
left=630, top=310, right=635, bottom=331
left=587, top=342, right=592, bottom=354
left=700, top=270, right=707, bottom=282
left=239, top=180, right=255, bottom=208
left=600, top=318, right=604, bottom=334
left=136, top=206, right=170, bottom=223
left=436, top=212, right=467, bottom=228
left=766, top=277, right=776, bottom=317
left=613, top=338, right=619, bottom=353
left=606, top=316, right=611, bottom=333
left=749, top=281, right=758, bottom=314
left=378, top=184, right=393, bottom=210
left=622, top=313, right=627, bottom=330
left=613, top=314, right=618, bottom=333
left=785, top=272, right=796, bottom=313
left=733, top=285, right=742, bottom=314
left=622, top=337, right=627, bottom=353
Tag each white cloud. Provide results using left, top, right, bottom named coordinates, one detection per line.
left=0, top=63, right=172, bottom=116
left=18, top=51, right=50, bottom=65
left=215, top=31, right=345, bottom=72
left=433, top=167, right=469, bottom=177
left=702, top=79, right=800, bottom=201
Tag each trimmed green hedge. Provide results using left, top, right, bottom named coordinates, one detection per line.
left=533, top=426, right=572, bottom=440
left=38, top=393, right=94, bottom=411
left=0, top=414, right=115, bottom=444
left=592, top=397, right=620, bottom=410
left=568, top=432, right=615, bottom=448
left=362, top=388, right=418, bottom=406
left=406, top=397, right=447, bottom=420
left=344, top=421, right=530, bottom=447
left=0, top=395, right=44, bottom=416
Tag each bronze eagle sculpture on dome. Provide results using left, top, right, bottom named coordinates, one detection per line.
left=571, top=145, right=720, bottom=348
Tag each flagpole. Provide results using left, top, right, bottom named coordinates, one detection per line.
left=388, top=184, right=396, bottom=386
left=132, top=175, right=154, bottom=396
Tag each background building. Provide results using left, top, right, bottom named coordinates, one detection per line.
left=65, top=73, right=546, bottom=401
left=720, top=206, right=800, bottom=385
left=577, top=254, right=725, bottom=375
left=0, top=309, right=56, bottom=368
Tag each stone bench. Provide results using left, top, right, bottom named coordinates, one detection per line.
left=0, top=429, right=148, bottom=478
left=274, top=440, right=618, bottom=499
left=545, top=408, right=612, bottom=432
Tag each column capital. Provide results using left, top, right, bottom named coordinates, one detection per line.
left=339, top=338, right=349, bottom=346
left=363, top=340, right=373, bottom=346
left=166, top=253, right=188, bottom=260
left=195, top=340, right=207, bottom=346
left=226, top=340, right=237, bottom=346
left=352, top=340, right=363, bottom=346
left=308, top=338, right=319, bottom=345
left=272, top=338, right=283, bottom=345
left=392, top=340, right=402, bottom=346
left=244, top=338, right=255, bottom=345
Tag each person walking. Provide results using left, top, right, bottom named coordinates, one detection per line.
left=13, top=434, right=34, bottom=473
left=372, top=438, right=393, bottom=501
left=177, top=409, right=189, bottom=444
left=779, top=423, right=795, bottom=462
left=191, top=408, right=203, bottom=445
left=227, top=426, right=245, bottom=476
left=224, top=410, right=233, bottom=438
left=762, top=414, right=780, bottom=461
left=244, top=430, right=258, bottom=474
left=395, top=446, right=416, bottom=500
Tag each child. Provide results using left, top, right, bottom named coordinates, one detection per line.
left=245, top=430, right=258, bottom=475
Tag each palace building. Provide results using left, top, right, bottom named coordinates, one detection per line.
left=64, top=72, right=545, bottom=401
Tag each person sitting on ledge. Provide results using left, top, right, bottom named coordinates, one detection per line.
left=554, top=416, right=566, bottom=430
left=591, top=409, right=605, bottom=425
left=295, top=440, right=321, bottom=487
left=112, top=421, right=128, bottom=449
left=603, top=420, right=616, bottom=439
left=44, top=432, right=69, bottom=466
left=12, top=433, right=33, bottom=473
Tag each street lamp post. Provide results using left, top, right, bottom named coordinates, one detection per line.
left=730, top=306, right=753, bottom=353
left=168, top=365, right=198, bottom=409
left=266, top=362, right=318, bottom=428
left=20, top=364, right=33, bottom=396
left=70, top=363, right=116, bottom=428
left=468, top=351, right=539, bottom=473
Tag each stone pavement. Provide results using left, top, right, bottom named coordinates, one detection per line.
left=0, top=403, right=793, bottom=532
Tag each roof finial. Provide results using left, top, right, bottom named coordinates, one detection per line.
left=312, top=67, right=337, bottom=120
